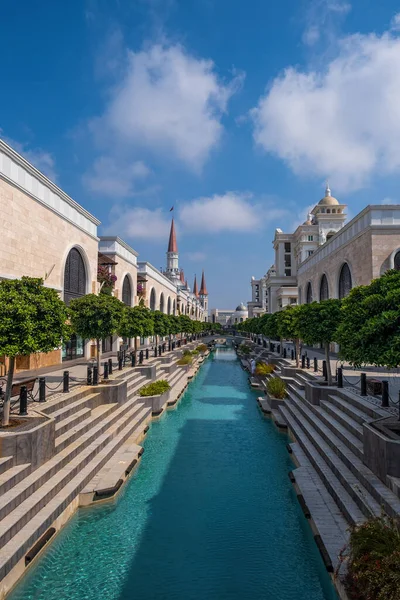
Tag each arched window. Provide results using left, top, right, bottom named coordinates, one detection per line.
left=306, top=282, right=313, bottom=304
left=150, top=288, right=156, bottom=311
left=320, top=274, right=329, bottom=301
left=167, top=297, right=171, bottom=315
left=326, top=231, right=335, bottom=241
left=339, top=263, right=352, bottom=299
left=64, top=248, right=86, bottom=305
left=122, top=275, right=132, bottom=306
left=394, top=251, right=400, bottom=271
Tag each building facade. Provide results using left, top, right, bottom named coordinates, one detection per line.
left=210, top=303, right=248, bottom=327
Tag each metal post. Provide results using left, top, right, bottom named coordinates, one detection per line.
left=306, top=357, right=310, bottom=369
left=118, top=357, right=123, bottom=371
left=146, top=348, right=149, bottom=360
left=382, top=380, right=389, bottom=408
left=158, top=345, right=162, bottom=357
left=301, top=355, right=305, bottom=369
left=322, top=360, right=327, bottom=381
left=87, top=366, right=92, bottom=386
left=314, top=357, right=318, bottom=373
left=108, top=358, right=113, bottom=375
left=131, top=353, right=136, bottom=367
left=93, top=365, right=99, bottom=386
left=360, top=373, right=367, bottom=397
left=169, top=341, right=171, bottom=351
left=103, top=362, right=109, bottom=380
left=283, top=348, right=287, bottom=359
left=291, top=349, right=294, bottom=361
left=139, top=350, right=144, bottom=364
left=19, top=385, right=28, bottom=416
left=63, top=371, right=69, bottom=393
left=39, top=377, right=46, bottom=402
left=154, top=347, right=158, bottom=357
left=398, top=391, right=400, bottom=422
left=337, top=367, right=343, bottom=388
left=277, top=344, right=280, bottom=354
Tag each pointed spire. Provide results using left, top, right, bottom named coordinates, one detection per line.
left=193, top=275, right=199, bottom=297
left=325, top=180, right=331, bottom=197
left=180, top=269, right=185, bottom=284
left=199, top=270, right=208, bottom=295
left=167, top=218, right=178, bottom=253
left=185, top=279, right=188, bottom=289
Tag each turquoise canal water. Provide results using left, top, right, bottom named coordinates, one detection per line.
left=10, top=347, right=337, bottom=600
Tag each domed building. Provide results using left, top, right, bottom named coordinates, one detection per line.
left=229, top=303, right=248, bottom=325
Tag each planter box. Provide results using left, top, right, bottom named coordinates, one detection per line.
left=266, top=392, right=286, bottom=410
left=363, top=417, right=400, bottom=482
left=143, top=390, right=171, bottom=416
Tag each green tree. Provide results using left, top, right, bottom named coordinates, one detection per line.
left=119, top=305, right=154, bottom=352
left=0, top=277, right=70, bottom=426
left=263, top=312, right=279, bottom=341
left=336, top=270, right=400, bottom=368
left=277, top=305, right=302, bottom=366
left=298, top=299, right=342, bottom=385
left=69, top=294, right=124, bottom=371
left=152, top=311, right=170, bottom=346
left=178, top=314, right=192, bottom=338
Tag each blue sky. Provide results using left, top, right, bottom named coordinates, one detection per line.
left=1, top=0, right=400, bottom=308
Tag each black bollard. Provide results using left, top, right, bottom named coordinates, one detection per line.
left=103, top=362, right=109, bottom=380
left=381, top=380, right=389, bottom=408
left=118, top=357, right=123, bottom=371
left=283, top=348, right=287, bottom=359
left=291, top=349, right=294, bottom=361
left=39, top=377, right=46, bottom=402
left=337, top=367, right=343, bottom=388
left=19, top=385, right=28, bottom=416
left=169, top=341, right=171, bottom=352
left=146, top=348, right=149, bottom=360
left=277, top=344, right=280, bottom=354
left=301, top=355, right=306, bottom=369
left=131, top=352, right=136, bottom=367
left=360, top=373, right=367, bottom=397
left=154, top=347, right=158, bottom=357
left=306, top=357, right=310, bottom=369
left=314, top=357, right=318, bottom=373
left=93, top=365, right=99, bottom=386
left=108, top=358, right=113, bottom=375
left=139, top=350, right=144, bottom=364
left=322, top=360, right=327, bottom=381
left=398, top=391, right=400, bottom=422
left=158, top=345, right=162, bottom=357
left=63, top=371, right=69, bottom=393
left=87, top=366, right=93, bottom=386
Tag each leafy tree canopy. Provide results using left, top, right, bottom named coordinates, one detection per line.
left=298, top=299, right=342, bottom=346
left=277, top=305, right=302, bottom=341
left=69, top=294, right=124, bottom=342
left=152, top=311, right=170, bottom=337
left=119, top=305, right=154, bottom=339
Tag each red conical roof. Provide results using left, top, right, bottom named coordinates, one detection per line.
left=180, top=269, right=185, bottom=283
left=193, top=275, right=199, bottom=297
left=199, top=270, right=208, bottom=295
left=168, top=218, right=178, bottom=253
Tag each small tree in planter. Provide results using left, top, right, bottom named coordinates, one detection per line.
left=69, top=294, right=124, bottom=372
left=0, top=277, right=70, bottom=426
left=267, top=377, right=286, bottom=400
left=152, top=311, right=170, bottom=348
left=277, top=305, right=302, bottom=367
left=178, top=314, right=192, bottom=340
left=297, top=299, right=342, bottom=386
left=139, top=379, right=171, bottom=414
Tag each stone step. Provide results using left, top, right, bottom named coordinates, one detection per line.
left=0, top=457, right=14, bottom=476
left=0, top=464, right=31, bottom=497
left=0, top=403, right=151, bottom=582
left=327, top=394, right=374, bottom=425
left=55, top=404, right=117, bottom=453
left=280, top=406, right=366, bottom=525
left=41, top=388, right=94, bottom=416
left=285, top=397, right=400, bottom=518
left=55, top=407, right=92, bottom=437
left=127, top=375, right=148, bottom=395
left=308, top=402, right=364, bottom=460
left=336, top=388, right=389, bottom=420
left=0, top=401, right=149, bottom=551
left=321, top=400, right=364, bottom=440
left=0, top=400, right=145, bottom=525
left=44, top=392, right=102, bottom=424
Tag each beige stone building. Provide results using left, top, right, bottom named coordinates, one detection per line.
left=297, top=205, right=400, bottom=303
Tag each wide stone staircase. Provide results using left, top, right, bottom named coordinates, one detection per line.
left=278, top=375, right=400, bottom=568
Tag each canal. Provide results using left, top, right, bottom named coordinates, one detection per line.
left=10, top=347, right=337, bottom=600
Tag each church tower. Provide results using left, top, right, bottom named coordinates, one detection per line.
left=199, top=270, right=208, bottom=315
left=165, top=218, right=180, bottom=284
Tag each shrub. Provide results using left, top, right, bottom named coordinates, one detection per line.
left=182, top=349, right=192, bottom=357
left=343, top=514, right=400, bottom=600
left=196, top=344, right=208, bottom=353
left=267, top=377, right=286, bottom=399
left=177, top=355, right=193, bottom=366
left=239, top=344, right=251, bottom=355
left=139, top=380, right=171, bottom=397
left=191, top=350, right=199, bottom=356
left=255, top=363, right=275, bottom=376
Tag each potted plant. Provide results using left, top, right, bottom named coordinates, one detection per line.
left=139, top=380, right=171, bottom=415
left=177, top=354, right=193, bottom=372
left=266, top=377, right=287, bottom=409
left=196, top=343, right=208, bottom=354
left=255, top=362, right=275, bottom=377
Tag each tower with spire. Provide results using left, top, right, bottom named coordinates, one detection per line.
left=193, top=275, right=199, bottom=298
left=199, top=270, right=208, bottom=313
left=165, top=218, right=180, bottom=284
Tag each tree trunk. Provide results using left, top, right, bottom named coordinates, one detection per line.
left=2, top=356, right=15, bottom=426
left=325, top=342, right=332, bottom=386
left=295, top=339, right=300, bottom=368
left=134, top=336, right=138, bottom=353
left=97, top=339, right=101, bottom=373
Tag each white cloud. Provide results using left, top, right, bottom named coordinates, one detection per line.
left=90, top=43, right=243, bottom=170
left=1, top=133, right=57, bottom=182
left=303, top=26, right=320, bottom=46
left=302, top=0, right=351, bottom=47
left=105, top=206, right=170, bottom=240
left=179, top=192, right=283, bottom=233
left=391, top=13, right=400, bottom=31
left=83, top=156, right=150, bottom=197
left=381, top=197, right=398, bottom=205
left=251, top=23, right=400, bottom=191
